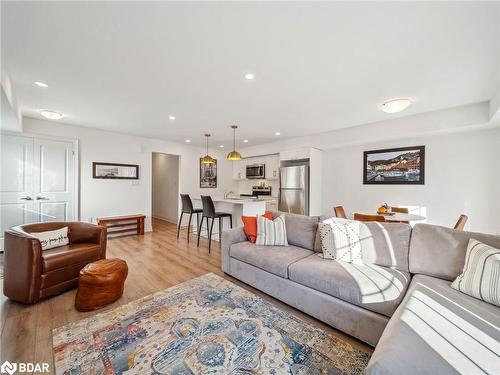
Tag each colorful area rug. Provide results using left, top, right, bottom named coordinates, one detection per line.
left=53, top=273, right=370, bottom=374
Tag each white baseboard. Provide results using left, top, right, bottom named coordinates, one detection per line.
left=152, top=215, right=178, bottom=225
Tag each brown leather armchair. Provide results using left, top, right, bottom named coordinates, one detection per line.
left=3, top=222, right=107, bottom=304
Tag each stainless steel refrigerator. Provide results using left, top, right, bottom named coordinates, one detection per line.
left=279, top=165, right=309, bottom=215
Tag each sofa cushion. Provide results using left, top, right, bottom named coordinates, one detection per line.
left=315, top=221, right=411, bottom=271
left=409, top=223, right=500, bottom=281
left=366, top=274, right=500, bottom=375
left=271, top=211, right=320, bottom=250
left=229, top=241, right=313, bottom=278
left=288, top=254, right=411, bottom=317
left=42, top=243, right=102, bottom=272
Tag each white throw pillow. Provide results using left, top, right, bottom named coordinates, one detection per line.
left=31, top=227, right=69, bottom=250
left=451, top=239, right=500, bottom=307
left=255, top=215, right=288, bottom=246
left=318, top=218, right=363, bottom=264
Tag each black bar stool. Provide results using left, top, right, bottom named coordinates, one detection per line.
left=177, top=194, right=203, bottom=243
left=197, top=195, right=232, bottom=253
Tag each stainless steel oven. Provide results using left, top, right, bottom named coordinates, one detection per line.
left=246, top=164, right=265, bottom=179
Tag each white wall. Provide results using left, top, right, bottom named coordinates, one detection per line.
left=322, top=128, right=500, bottom=234
left=152, top=153, right=179, bottom=223
left=22, top=118, right=237, bottom=231
left=236, top=104, right=499, bottom=234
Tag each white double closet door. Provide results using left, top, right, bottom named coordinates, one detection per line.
left=0, top=134, right=77, bottom=250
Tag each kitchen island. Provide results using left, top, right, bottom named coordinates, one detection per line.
left=191, top=197, right=278, bottom=240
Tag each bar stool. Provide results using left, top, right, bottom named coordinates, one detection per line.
left=177, top=194, right=203, bottom=243
left=197, top=195, right=233, bottom=253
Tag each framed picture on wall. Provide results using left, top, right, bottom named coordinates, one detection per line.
left=93, top=162, right=139, bottom=179
left=200, top=159, right=217, bottom=188
left=363, top=145, right=425, bottom=185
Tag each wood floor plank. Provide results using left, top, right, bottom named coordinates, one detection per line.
left=0, top=217, right=372, bottom=374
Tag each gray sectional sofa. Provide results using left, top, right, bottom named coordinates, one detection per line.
left=221, top=211, right=500, bottom=374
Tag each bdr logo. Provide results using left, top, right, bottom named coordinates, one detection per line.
left=0, top=362, right=16, bottom=375
left=1, top=361, right=49, bottom=374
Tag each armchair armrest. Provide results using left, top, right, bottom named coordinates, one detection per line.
left=68, top=222, right=107, bottom=258
left=3, top=227, right=44, bottom=304
left=221, top=227, right=248, bottom=274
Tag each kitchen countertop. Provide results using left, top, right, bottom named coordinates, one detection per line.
left=192, top=197, right=278, bottom=204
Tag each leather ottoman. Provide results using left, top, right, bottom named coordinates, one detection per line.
left=75, top=258, right=128, bottom=311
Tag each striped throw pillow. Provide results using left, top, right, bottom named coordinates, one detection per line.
left=255, top=215, right=288, bottom=246
left=451, top=239, right=500, bottom=307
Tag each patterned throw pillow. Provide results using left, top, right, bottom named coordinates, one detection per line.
left=255, top=215, right=288, bottom=246
left=451, top=239, right=500, bottom=307
left=318, top=218, right=363, bottom=264
left=31, top=227, right=69, bottom=250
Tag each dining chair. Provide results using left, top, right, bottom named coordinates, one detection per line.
left=333, top=206, right=347, bottom=219
left=354, top=213, right=386, bottom=222
left=177, top=194, right=203, bottom=243
left=391, top=207, right=408, bottom=214
left=197, top=195, right=233, bottom=253
left=453, top=214, right=468, bottom=230
left=391, top=206, right=409, bottom=224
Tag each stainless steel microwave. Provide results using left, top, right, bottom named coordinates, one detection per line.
left=246, top=164, right=265, bottom=179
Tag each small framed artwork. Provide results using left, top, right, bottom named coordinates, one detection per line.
left=93, top=162, right=139, bottom=179
left=200, top=159, right=217, bottom=188
left=363, top=145, right=425, bottom=185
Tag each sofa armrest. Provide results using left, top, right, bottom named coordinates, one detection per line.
left=68, top=222, right=107, bottom=258
left=3, top=227, right=44, bottom=304
left=221, top=227, right=247, bottom=273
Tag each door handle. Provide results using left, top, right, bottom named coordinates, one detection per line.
left=20, top=196, right=33, bottom=200
left=36, top=196, right=49, bottom=200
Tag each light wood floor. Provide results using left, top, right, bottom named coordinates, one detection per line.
left=0, top=218, right=372, bottom=372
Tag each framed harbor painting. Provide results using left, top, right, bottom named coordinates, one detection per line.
left=93, top=162, right=139, bottom=179
left=200, top=158, right=217, bottom=188
left=363, top=145, right=425, bottom=185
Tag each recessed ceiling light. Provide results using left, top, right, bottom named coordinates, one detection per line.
left=169, top=115, right=176, bottom=120
left=275, top=132, right=281, bottom=136
left=39, top=110, right=63, bottom=120
left=243, top=139, right=249, bottom=143
left=34, top=81, right=48, bottom=88
left=379, top=98, right=413, bottom=113
left=185, top=139, right=191, bottom=143
left=219, top=145, right=224, bottom=148
left=244, top=73, right=255, bottom=80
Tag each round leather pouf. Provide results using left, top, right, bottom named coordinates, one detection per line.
left=75, top=258, right=128, bottom=311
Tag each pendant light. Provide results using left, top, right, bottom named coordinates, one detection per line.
left=227, top=125, right=242, bottom=161
left=201, top=134, right=215, bottom=164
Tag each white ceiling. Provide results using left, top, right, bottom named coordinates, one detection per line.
left=2, top=2, right=500, bottom=146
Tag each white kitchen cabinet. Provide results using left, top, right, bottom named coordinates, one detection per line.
left=265, top=154, right=280, bottom=180
left=265, top=199, right=279, bottom=211
left=279, top=147, right=311, bottom=161
left=232, top=160, right=245, bottom=180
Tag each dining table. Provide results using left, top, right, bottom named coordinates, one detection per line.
left=352, top=212, right=426, bottom=222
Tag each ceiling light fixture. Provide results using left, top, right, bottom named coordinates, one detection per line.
left=243, top=139, right=249, bottom=143
left=169, top=115, right=176, bottom=120
left=244, top=73, right=255, bottom=80
left=219, top=145, right=224, bottom=148
left=275, top=132, right=281, bottom=136
left=39, top=110, right=63, bottom=120
left=227, top=125, right=242, bottom=161
left=34, top=81, right=48, bottom=88
left=185, top=139, right=191, bottom=143
left=201, top=134, right=215, bottom=164
left=379, top=98, right=413, bottom=113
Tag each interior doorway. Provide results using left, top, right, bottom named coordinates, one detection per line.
left=151, top=152, right=179, bottom=229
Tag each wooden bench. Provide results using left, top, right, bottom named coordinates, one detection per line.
left=97, top=214, right=146, bottom=238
